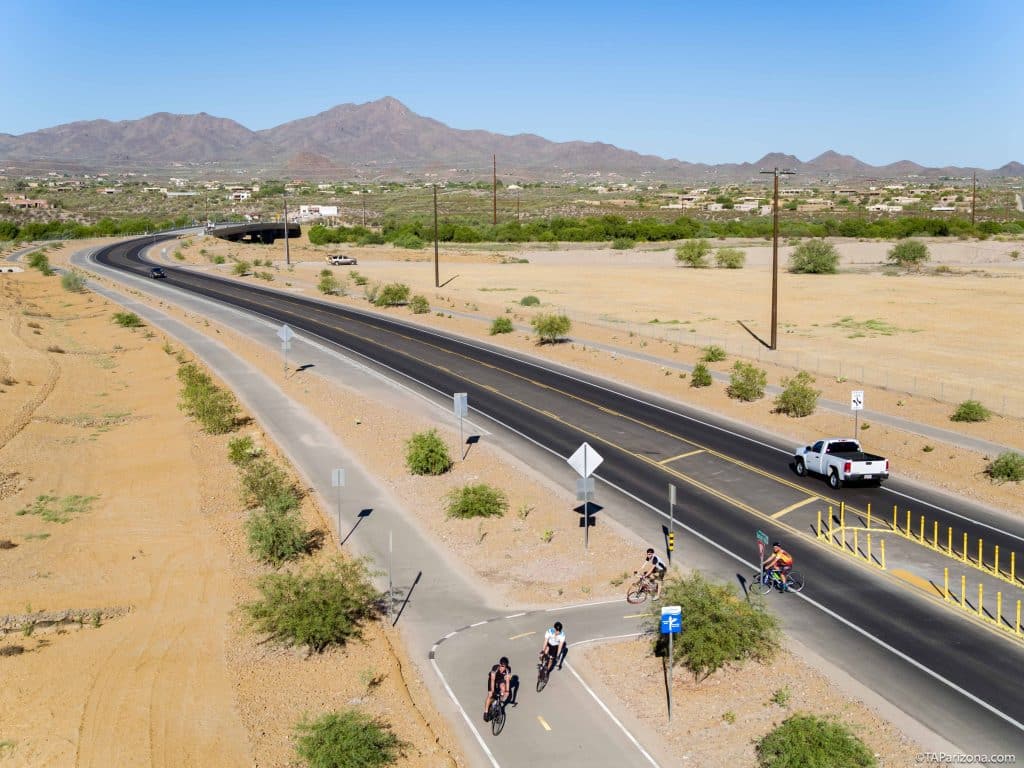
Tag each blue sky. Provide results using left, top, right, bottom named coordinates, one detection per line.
left=2, top=0, right=1020, bottom=167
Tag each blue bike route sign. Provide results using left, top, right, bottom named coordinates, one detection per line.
left=660, top=605, right=682, bottom=634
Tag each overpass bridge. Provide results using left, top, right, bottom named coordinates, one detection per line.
left=206, top=222, right=300, bottom=245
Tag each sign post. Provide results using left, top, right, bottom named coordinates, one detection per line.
left=453, top=393, right=468, bottom=459
left=567, top=443, right=603, bottom=550
left=756, top=529, right=770, bottom=582
left=660, top=605, right=682, bottom=721
left=331, top=468, right=345, bottom=540
left=850, top=389, right=864, bottom=435
left=668, top=483, right=677, bottom=564
left=277, top=324, right=295, bottom=375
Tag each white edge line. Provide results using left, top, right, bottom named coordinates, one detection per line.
left=545, top=598, right=621, bottom=611
left=470, top=620, right=488, bottom=627
left=504, top=612, right=526, bottom=619
left=430, top=657, right=501, bottom=768
left=444, top=631, right=457, bottom=639
left=563, top=634, right=661, bottom=768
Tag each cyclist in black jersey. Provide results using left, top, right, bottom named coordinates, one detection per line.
left=639, top=547, right=668, bottom=597
left=484, top=657, right=511, bottom=720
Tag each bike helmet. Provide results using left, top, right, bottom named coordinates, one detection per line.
left=772, top=542, right=781, bottom=548
left=553, top=622, right=562, bottom=632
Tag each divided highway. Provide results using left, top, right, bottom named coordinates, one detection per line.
left=96, top=235, right=1024, bottom=753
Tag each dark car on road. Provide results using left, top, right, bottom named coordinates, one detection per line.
left=149, top=267, right=166, bottom=279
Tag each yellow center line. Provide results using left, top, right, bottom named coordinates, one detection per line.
left=508, top=631, right=536, bottom=641
left=771, top=496, right=821, bottom=519
left=659, top=448, right=705, bottom=464
left=537, top=716, right=552, bottom=731
left=623, top=613, right=648, bottom=619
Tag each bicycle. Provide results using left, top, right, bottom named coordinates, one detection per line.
left=626, top=573, right=659, bottom=604
left=487, top=691, right=507, bottom=735
left=536, top=652, right=555, bottom=692
left=752, top=568, right=805, bottom=595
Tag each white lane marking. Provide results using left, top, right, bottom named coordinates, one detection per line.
left=545, top=598, right=620, bottom=611
left=470, top=620, right=488, bottom=627
left=563, top=634, right=661, bottom=768
left=429, top=657, right=500, bottom=768
left=504, top=612, right=526, bottom=619
left=882, top=486, right=1024, bottom=544
left=444, top=631, right=457, bottom=639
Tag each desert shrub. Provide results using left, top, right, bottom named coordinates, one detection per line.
left=409, top=294, right=430, bottom=314
left=173, top=250, right=185, bottom=260
left=317, top=270, right=341, bottom=295
left=374, top=282, right=410, bottom=307
left=239, top=456, right=294, bottom=507
left=675, top=239, right=711, bottom=268
left=112, top=311, right=144, bottom=328
left=61, top=270, right=86, bottom=292
left=363, top=282, right=380, bottom=303
left=405, top=429, right=452, bottom=475
left=232, top=260, right=251, bottom=276
left=176, top=362, right=239, bottom=434
left=611, top=237, right=635, bottom=250
left=690, top=363, right=712, bottom=388
left=789, top=239, right=839, bottom=274
left=228, top=435, right=261, bottom=467
left=255, top=270, right=274, bottom=281
left=446, top=484, right=508, bottom=519
left=715, top=247, right=746, bottom=269
left=531, top=313, right=571, bottom=343
left=986, top=452, right=1024, bottom=483
left=243, top=557, right=381, bottom=652
left=727, top=361, right=767, bottom=401
left=294, top=709, right=405, bottom=768
left=950, top=399, right=991, bottom=422
left=392, top=232, right=424, bottom=249
left=887, top=239, right=930, bottom=269
left=519, top=295, right=541, bottom=306
left=650, top=573, right=779, bottom=680
left=756, top=714, right=875, bottom=768
left=212, top=254, right=226, bottom=264
left=490, top=316, right=513, bottom=334
left=701, top=345, right=726, bottom=363
left=774, top=371, right=820, bottom=417
left=27, top=251, right=54, bottom=275
left=245, top=506, right=308, bottom=565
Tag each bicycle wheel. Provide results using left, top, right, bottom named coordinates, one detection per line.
left=536, top=665, right=548, bottom=693
left=491, top=703, right=506, bottom=736
left=626, top=582, right=649, bottom=604
left=751, top=573, right=773, bottom=596
left=785, top=571, right=805, bottom=593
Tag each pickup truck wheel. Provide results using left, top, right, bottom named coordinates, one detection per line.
left=794, top=459, right=806, bottom=477
left=828, top=469, right=841, bottom=489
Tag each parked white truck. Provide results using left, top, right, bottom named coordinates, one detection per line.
left=794, top=438, right=889, bottom=489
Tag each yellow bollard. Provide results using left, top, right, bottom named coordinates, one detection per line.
left=998, top=592, right=1003, bottom=629
left=963, top=532, right=968, bottom=563
left=840, top=501, right=845, bottom=529
left=828, top=508, right=834, bottom=545
left=866, top=503, right=872, bottom=530
left=961, top=575, right=966, bottom=608
left=854, top=528, right=859, bottom=558
left=933, top=521, right=938, bottom=550
left=978, top=539, right=983, bottom=568
left=867, top=533, right=873, bottom=565
left=892, top=504, right=898, bottom=531
left=1017, top=601, right=1021, bottom=637
left=995, top=545, right=1000, bottom=578
left=919, top=516, right=925, bottom=543
left=978, top=583, right=984, bottom=618
left=947, top=526, right=952, bottom=554
left=817, top=510, right=822, bottom=540
left=906, top=510, right=911, bottom=537
left=944, top=568, right=950, bottom=602
left=880, top=539, right=886, bottom=570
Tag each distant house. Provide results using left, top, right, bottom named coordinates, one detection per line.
left=867, top=204, right=903, bottom=213
left=797, top=199, right=834, bottom=212
left=3, top=194, right=49, bottom=209
left=230, top=191, right=251, bottom=201
left=931, top=205, right=956, bottom=212
left=298, top=204, right=339, bottom=219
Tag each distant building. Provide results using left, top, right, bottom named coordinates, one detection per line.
left=3, top=194, right=49, bottom=209
left=867, top=204, right=904, bottom=213
left=297, top=204, right=339, bottom=219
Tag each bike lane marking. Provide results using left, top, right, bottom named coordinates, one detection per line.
left=509, top=631, right=536, bottom=640
left=771, top=495, right=820, bottom=519
left=537, top=716, right=552, bottom=731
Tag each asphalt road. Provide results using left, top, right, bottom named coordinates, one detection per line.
left=95, top=235, right=1024, bottom=755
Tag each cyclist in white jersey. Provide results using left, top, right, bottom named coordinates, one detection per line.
left=539, top=621, right=566, bottom=672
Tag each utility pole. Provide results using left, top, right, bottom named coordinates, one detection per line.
left=362, top=194, right=366, bottom=227
left=493, top=154, right=497, bottom=225
left=433, top=184, right=440, bottom=288
left=517, top=188, right=521, bottom=221
left=283, top=192, right=290, bottom=266
left=971, top=170, right=977, bottom=227
left=759, top=167, right=795, bottom=351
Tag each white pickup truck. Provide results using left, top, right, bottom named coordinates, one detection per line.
left=794, top=438, right=889, bottom=489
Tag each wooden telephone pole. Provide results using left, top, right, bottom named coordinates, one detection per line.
left=492, top=154, right=497, bottom=225
left=759, top=167, right=795, bottom=350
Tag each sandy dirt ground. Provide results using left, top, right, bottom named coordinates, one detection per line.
left=0, top=269, right=461, bottom=767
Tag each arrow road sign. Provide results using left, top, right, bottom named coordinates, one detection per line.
left=660, top=605, right=682, bottom=634
left=277, top=324, right=295, bottom=343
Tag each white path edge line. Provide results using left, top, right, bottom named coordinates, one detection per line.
left=545, top=598, right=621, bottom=611
left=429, top=655, right=501, bottom=768
left=564, top=633, right=661, bottom=768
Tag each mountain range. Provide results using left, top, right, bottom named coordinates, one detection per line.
left=0, top=97, right=1020, bottom=182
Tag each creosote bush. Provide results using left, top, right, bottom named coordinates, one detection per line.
left=61, top=271, right=86, bottom=292
left=409, top=294, right=430, bottom=314
left=519, top=295, right=541, bottom=306
left=245, top=505, right=308, bottom=566
left=373, top=282, right=410, bottom=307
left=611, top=237, right=635, bottom=250
left=243, top=557, right=381, bottom=652
left=294, top=709, right=406, bottom=768
left=228, top=435, right=261, bottom=466
left=887, top=238, right=930, bottom=269
left=446, top=484, right=508, bottom=519
left=112, top=311, right=144, bottom=328
left=490, top=316, right=513, bottom=335
left=531, top=313, right=571, bottom=344
left=950, top=399, right=991, bottom=423
left=774, top=371, right=820, bottom=417
left=789, top=239, right=839, bottom=274
left=317, top=269, right=342, bottom=295
left=232, top=260, right=251, bottom=276
left=715, top=247, right=746, bottom=269
left=27, top=251, right=54, bottom=276
left=239, top=456, right=295, bottom=508
left=701, top=345, right=726, bottom=363
left=727, top=361, right=767, bottom=401
left=649, top=573, right=779, bottom=680
left=690, top=363, right=712, bottom=388
left=986, top=452, right=1024, bottom=483
left=405, top=429, right=453, bottom=475
left=675, top=239, right=711, bottom=268
left=756, top=714, right=875, bottom=768
left=177, top=362, right=239, bottom=434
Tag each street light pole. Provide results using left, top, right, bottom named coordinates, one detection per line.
left=493, top=154, right=497, bottom=225
left=283, top=192, right=290, bottom=266
left=759, top=167, right=795, bottom=351
left=433, top=184, right=440, bottom=288
left=971, top=170, right=977, bottom=227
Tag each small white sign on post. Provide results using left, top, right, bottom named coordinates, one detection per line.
left=277, top=325, right=295, bottom=374
left=453, top=393, right=468, bottom=459
left=567, top=443, right=603, bottom=551
left=851, top=390, right=864, bottom=433
left=331, top=468, right=345, bottom=538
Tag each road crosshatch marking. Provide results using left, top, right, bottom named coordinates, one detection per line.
left=771, top=496, right=820, bottom=519
left=658, top=449, right=704, bottom=464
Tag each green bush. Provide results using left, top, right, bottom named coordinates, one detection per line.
left=374, top=282, right=410, bottom=307
left=446, top=484, right=508, bottom=519
left=756, top=714, right=875, bottom=768
left=245, top=506, right=308, bottom=565
left=773, top=371, right=820, bottom=417
left=715, top=247, right=746, bottom=269
left=950, top=399, right=991, bottom=422
left=519, top=295, right=541, bottom=306
left=317, top=270, right=342, bottom=295
left=212, top=254, right=226, bottom=264
left=405, top=429, right=452, bottom=475
left=701, top=345, right=726, bottom=363
left=490, top=316, right=513, bottom=335
left=244, top=557, right=381, bottom=652
left=789, top=239, right=839, bottom=274
left=112, top=311, right=144, bottom=328
left=294, top=709, right=405, bottom=768
left=232, top=260, right=251, bottom=276
left=176, top=362, right=239, bottom=434
left=986, top=452, right=1024, bottom=483
left=690, top=363, right=712, bottom=388
left=675, top=239, right=711, bottom=268
left=228, top=435, right=261, bottom=467
left=650, top=573, right=778, bottom=680
left=61, top=271, right=86, bottom=292
left=239, top=456, right=294, bottom=507
left=887, top=239, right=930, bottom=269
left=531, top=313, right=571, bottom=343
left=727, top=361, right=767, bottom=401
left=392, top=232, right=424, bottom=249
left=409, top=294, right=430, bottom=314
left=27, top=251, right=54, bottom=275
left=611, top=237, right=635, bottom=250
